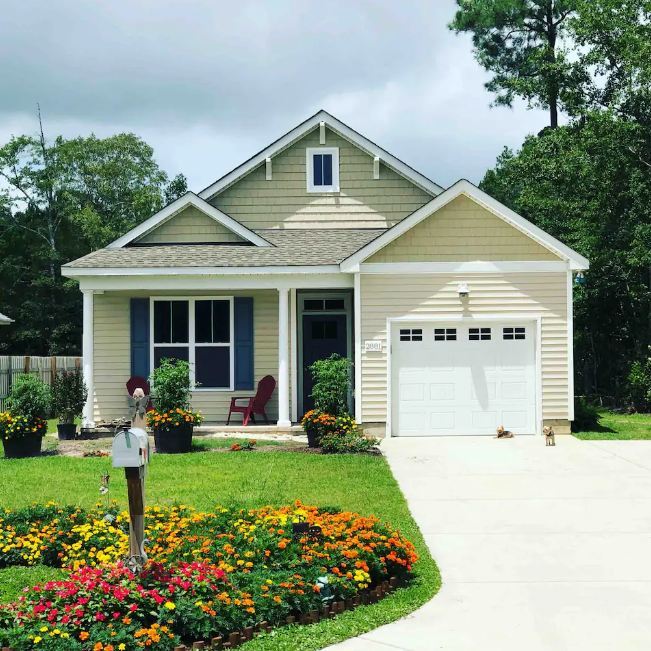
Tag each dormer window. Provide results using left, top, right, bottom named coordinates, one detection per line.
left=306, top=147, right=339, bottom=192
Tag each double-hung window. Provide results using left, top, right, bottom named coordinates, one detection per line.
left=306, top=147, right=339, bottom=192
left=151, top=297, right=234, bottom=389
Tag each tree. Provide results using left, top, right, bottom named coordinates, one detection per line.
left=450, top=0, right=586, bottom=127
left=0, top=120, right=183, bottom=355
left=571, top=0, right=651, bottom=116
left=481, top=111, right=651, bottom=398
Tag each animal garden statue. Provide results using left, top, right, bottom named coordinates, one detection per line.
left=111, top=387, right=151, bottom=572
left=544, top=425, right=556, bottom=446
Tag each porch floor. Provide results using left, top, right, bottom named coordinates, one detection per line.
left=195, top=423, right=304, bottom=439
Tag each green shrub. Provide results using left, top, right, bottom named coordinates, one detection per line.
left=150, top=358, right=191, bottom=412
left=308, top=354, right=351, bottom=416
left=628, top=350, right=651, bottom=410
left=572, top=397, right=601, bottom=432
left=321, top=429, right=379, bottom=454
left=51, top=369, right=87, bottom=424
left=5, top=374, right=50, bottom=420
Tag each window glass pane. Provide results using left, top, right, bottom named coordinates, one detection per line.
left=195, top=347, right=230, bottom=388
left=195, top=300, right=212, bottom=343
left=171, top=301, right=189, bottom=343
left=212, top=300, right=230, bottom=343
left=323, top=154, right=332, bottom=185
left=154, top=301, right=171, bottom=343
left=311, top=321, right=324, bottom=339
left=325, top=299, right=345, bottom=310
left=304, top=299, right=324, bottom=311
left=313, top=154, right=323, bottom=186
left=153, top=346, right=189, bottom=368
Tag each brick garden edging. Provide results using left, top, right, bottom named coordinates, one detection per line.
left=171, top=577, right=400, bottom=650
left=0, top=577, right=399, bottom=651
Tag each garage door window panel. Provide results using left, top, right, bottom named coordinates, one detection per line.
left=469, top=327, right=491, bottom=341
left=434, top=328, right=457, bottom=341
left=503, top=327, right=526, bottom=340
left=400, top=328, right=423, bottom=342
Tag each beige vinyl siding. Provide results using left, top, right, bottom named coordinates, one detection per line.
left=368, top=195, right=559, bottom=262
left=210, top=128, right=433, bottom=230
left=359, top=273, right=569, bottom=423
left=92, top=290, right=284, bottom=423
left=137, top=206, right=246, bottom=244
left=93, top=293, right=131, bottom=423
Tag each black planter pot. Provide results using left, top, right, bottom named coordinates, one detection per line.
left=305, top=428, right=321, bottom=449
left=2, top=435, right=42, bottom=458
left=57, top=422, right=77, bottom=440
left=154, top=422, right=193, bottom=454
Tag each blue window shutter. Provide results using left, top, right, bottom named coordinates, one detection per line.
left=234, top=297, right=254, bottom=390
left=130, top=298, right=150, bottom=379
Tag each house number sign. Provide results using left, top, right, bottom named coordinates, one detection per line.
left=364, top=340, right=383, bottom=352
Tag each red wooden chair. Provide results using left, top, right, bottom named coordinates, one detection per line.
left=227, top=375, right=276, bottom=426
left=126, top=376, right=154, bottom=411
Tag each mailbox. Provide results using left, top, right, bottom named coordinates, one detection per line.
left=112, top=427, right=150, bottom=468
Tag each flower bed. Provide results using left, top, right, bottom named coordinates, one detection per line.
left=0, top=502, right=417, bottom=649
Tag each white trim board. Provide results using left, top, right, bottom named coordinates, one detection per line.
left=75, top=273, right=354, bottom=292
left=341, top=180, right=589, bottom=272
left=198, top=110, right=444, bottom=200
left=62, top=265, right=342, bottom=278
left=107, top=193, right=273, bottom=249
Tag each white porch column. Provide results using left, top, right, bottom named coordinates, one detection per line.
left=277, top=287, right=291, bottom=427
left=81, top=289, right=95, bottom=427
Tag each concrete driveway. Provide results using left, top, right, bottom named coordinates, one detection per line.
left=331, top=435, right=651, bottom=651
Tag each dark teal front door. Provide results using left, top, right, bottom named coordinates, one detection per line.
left=301, top=313, right=348, bottom=416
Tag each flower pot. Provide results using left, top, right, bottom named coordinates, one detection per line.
left=57, top=422, right=77, bottom=440
left=2, top=434, right=42, bottom=458
left=154, top=421, right=193, bottom=453
left=306, top=428, right=321, bottom=448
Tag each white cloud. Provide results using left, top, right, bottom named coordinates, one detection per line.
left=0, top=0, right=551, bottom=189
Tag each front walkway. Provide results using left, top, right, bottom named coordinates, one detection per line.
left=331, top=435, right=651, bottom=650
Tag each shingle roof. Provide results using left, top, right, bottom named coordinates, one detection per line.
left=63, top=229, right=385, bottom=269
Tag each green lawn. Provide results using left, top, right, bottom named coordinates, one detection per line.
left=573, top=410, right=651, bottom=440
left=0, top=448, right=440, bottom=650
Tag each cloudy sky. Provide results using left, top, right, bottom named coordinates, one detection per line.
left=0, top=0, right=549, bottom=190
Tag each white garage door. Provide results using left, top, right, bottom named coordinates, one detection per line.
left=391, top=322, right=536, bottom=436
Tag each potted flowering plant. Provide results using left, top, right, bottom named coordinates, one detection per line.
left=302, top=354, right=353, bottom=448
left=301, top=410, right=337, bottom=448
left=147, top=358, right=202, bottom=453
left=1, top=374, right=50, bottom=458
left=51, top=369, right=87, bottom=440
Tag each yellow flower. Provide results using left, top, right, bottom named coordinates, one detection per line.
left=163, top=601, right=176, bottom=610
left=33, top=637, right=42, bottom=644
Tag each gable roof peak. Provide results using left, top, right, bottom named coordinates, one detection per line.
left=198, top=111, right=444, bottom=201
left=106, top=192, right=273, bottom=250
left=340, top=179, right=589, bottom=271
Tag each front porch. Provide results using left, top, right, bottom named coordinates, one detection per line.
left=79, top=273, right=358, bottom=429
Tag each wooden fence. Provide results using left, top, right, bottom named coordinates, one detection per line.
left=0, top=356, right=81, bottom=411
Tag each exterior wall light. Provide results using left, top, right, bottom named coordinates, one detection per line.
left=457, top=282, right=470, bottom=298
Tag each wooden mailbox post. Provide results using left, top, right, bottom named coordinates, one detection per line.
left=112, top=389, right=150, bottom=572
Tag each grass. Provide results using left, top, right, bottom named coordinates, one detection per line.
left=0, top=449, right=440, bottom=649
left=572, top=410, right=651, bottom=440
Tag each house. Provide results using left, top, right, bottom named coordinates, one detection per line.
left=0, top=313, right=13, bottom=326
left=62, top=110, right=588, bottom=436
